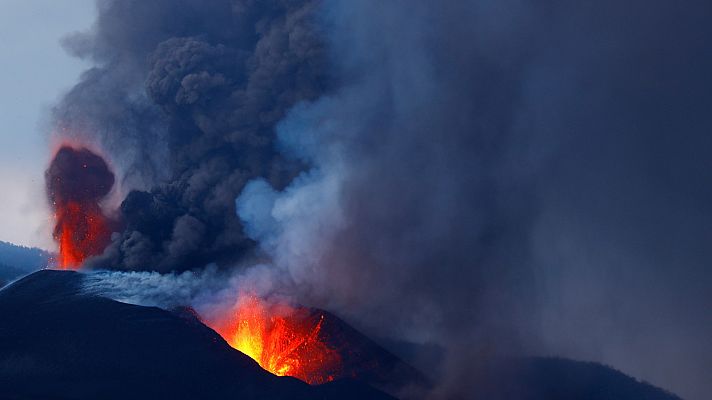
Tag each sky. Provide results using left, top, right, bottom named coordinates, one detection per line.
left=0, top=0, right=94, bottom=249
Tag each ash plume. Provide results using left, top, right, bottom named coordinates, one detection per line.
left=51, top=0, right=712, bottom=399
left=54, top=0, right=327, bottom=272
left=46, top=146, right=114, bottom=206
left=46, top=146, right=116, bottom=267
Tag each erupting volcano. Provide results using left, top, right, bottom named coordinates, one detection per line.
left=45, top=145, right=115, bottom=270
left=210, top=294, right=342, bottom=385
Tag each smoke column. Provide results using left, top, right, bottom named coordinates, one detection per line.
left=46, top=145, right=115, bottom=269
left=54, top=0, right=327, bottom=272
left=52, top=1, right=712, bottom=399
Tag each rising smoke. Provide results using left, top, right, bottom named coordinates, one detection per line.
left=52, top=1, right=712, bottom=399
left=54, top=0, right=327, bottom=272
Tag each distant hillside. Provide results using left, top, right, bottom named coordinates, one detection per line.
left=464, top=356, right=682, bottom=400
left=0, top=241, right=50, bottom=286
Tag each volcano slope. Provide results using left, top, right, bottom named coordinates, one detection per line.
left=0, top=270, right=393, bottom=400
left=0, top=270, right=684, bottom=400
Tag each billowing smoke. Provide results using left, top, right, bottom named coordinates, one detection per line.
left=82, top=263, right=282, bottom=313
left=52, top=0, right=712, bottom=399
left=46, top=146, right=114, bottom=205
left=54, top=0, right=327, bottom=271
left=46, top=145, right=115, bottom=269
left=237, top=1, right=712, bottom=398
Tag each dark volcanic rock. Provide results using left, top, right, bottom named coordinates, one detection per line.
left=316, top=310, right=430, bottom=394
left=0, top=270, right=393, bottom=400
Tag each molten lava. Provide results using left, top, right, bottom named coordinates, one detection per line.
left=54, top=202, right=111, bottom=269
left=210, top=294, right=342, bottom=385
left=46, top=144, right=115, bottom=270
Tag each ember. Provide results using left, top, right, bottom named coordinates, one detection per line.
left=46, top=144, right=115, bottom=270
left=210, top=294, right=342, bottom=385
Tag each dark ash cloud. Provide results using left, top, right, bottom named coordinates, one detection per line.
left=53, top=0, right=327, bottom=272
left=46, top=146, right=114, bottom=206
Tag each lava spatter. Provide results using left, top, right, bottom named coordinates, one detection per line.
left=46, top=144, right=115, bottom=270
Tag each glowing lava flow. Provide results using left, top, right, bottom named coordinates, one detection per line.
left=210, top=294, right=342, bottom=385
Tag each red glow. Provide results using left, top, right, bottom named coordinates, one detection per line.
left=210, top=294, right=342, bottom=385
left=46, top=142, right=115, bottom=270
left=53, top=201, right=111, bottom=270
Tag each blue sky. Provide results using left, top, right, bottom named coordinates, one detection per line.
left=0, top=0, right=93, bottom=249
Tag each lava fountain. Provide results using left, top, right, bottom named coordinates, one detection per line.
left=209, top=294, right=342, bottom=385
left=46, top=144, right=115, bottom=270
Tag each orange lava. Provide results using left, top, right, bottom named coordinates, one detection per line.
left=46, top=143, right=115, bottom=270
left=210, top=294, right=342, bottom=385
left=54, top=201, right=111, bottom=270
